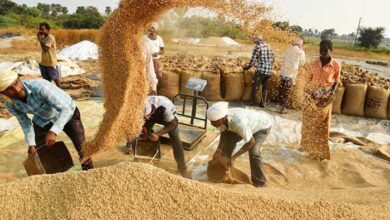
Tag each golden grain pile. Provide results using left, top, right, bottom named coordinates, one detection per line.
left=341, top=64, right=390, bottom=88
left=82, top=0, right=294, bottom=158
left=0, top=162, right=388, bottom=219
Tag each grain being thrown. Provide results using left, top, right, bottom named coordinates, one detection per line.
left=0, top=162, right=387, bottom=219
left=82, top=0, right=292, bottom=158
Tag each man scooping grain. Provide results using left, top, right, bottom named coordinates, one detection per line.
left=207, top=102, right=273, bottom=187
left=0, top=70, right=93, bottom=170
left=142, top=96, right=189, bottom=177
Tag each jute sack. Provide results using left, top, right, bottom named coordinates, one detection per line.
left=388, top=97, right=390, bottom=120
left=332, top=86, right=345, bottom=114
left=180, top=71, right=201, bottom=96
left=207, top=157, right=252, bottom=184
left=342, top=84, right=367, bottom=116
left=158, top=71, right=180, bottom=99
left=201, top=72, right=223, bottom=101
left=364, top=86, right=390, bottom=119
left=223, top=73, right=245, bottom=101
left=242, top=70, right=255, bottom=101
left=219, top=66, right=243, bottom=75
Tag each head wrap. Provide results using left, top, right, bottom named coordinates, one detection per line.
left=254, top=35, right=263, bottom=41
left=0, top=69, right=18, bottom=92
left=144, top=99, right=152, bottom=116
left=207, top=102, right=229, bottom=121
left=293, top=39, right=304, bottom=46
left=149, top=22, right=159, bottom=31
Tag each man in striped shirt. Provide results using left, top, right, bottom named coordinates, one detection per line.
left=207, top=102, right=273, bottom=187
left=0, top=70, right=93, bottom=170
left=243, top=35, right=274, bottom=108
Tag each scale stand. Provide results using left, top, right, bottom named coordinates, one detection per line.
left=160, top=77, right=209, bottom=150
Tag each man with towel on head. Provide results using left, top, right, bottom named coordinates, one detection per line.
left=143, top=22, right=165, bottom=79
left=278, top=38, right=306, bottom=114
left=0, top=70, right=93, bottom=170
left=142, top=96, right=189, bottom=177
left=207, top=102, right=273, bottom=187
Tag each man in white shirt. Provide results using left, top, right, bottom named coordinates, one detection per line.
left=207, top=102, right=273, bottom=187
left=143, top=22, right=165, bottom=78
left=142, top=96, right=188, bottom=177
left=278, top=39, right=306, bottom=114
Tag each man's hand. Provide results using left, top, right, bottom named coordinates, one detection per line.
left=28, top=146, right=37, bottom=156
left=37, top=32, right=43, bottom=42
left=44, top=131, right=57, bottom=146
left=149, top=133, right=159, bottom=142
left=213, top=149, right=223, bottom=160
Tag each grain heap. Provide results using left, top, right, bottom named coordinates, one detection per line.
left=83, top=0, right=294, bottom=158
left=0, top=163, right=388, bottom=219
left=341, top=64, right=390, bottom=88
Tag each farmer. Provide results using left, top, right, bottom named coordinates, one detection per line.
left=37, top=22, right=61, bottom=87
left=301, top=39, right=341, bottom=160
left=143, top=22, right=165, bottom=79
left=0, top=70, right=93, bottom=170
left=243, top=35, right=274, bottom=108
left=207, top=102, right=273, bottom=187
left=278, top=38, right=306, bottom=114
left=142, top=96, right=188, bottom=177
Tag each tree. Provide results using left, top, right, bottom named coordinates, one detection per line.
left=37, top=3, right=51, bottom=16
left=358, top=27, right=385, bottom=49
left=64, top=6, right=104, bottom=29
left=273, top=21, right=289, bottom=31
left=105, top=6, right=112, bottom=16
left=320, top=29, right=336, bottom=40
left=0, top=0, right=17, bottom=15
left=289, top=25, right=303, bottom=35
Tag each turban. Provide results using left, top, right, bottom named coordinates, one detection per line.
left=144, top=99, right=152, bottom=116
left=144, top=96, right=160, bottom=116
left=207, top=102, right=229, bottom=121
left=254, top=35, right=263, bottom=41
left=149, top=22, right=159, bottom=31
left=0, top=69, right=18, bottom=92
left=293, top=39, right=303, bottom=46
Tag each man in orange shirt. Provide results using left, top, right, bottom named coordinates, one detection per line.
left=301, top=39, right=341, bottom=160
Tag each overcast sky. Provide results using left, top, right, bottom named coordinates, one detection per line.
left=14, top=0, right=390, bottom=37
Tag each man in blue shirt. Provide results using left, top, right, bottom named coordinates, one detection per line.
left=0, top=70, right=93, bottom=170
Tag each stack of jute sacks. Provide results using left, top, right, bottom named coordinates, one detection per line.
left=158, top=55, right=305, bottom=110
left=332, top=65, right=390, bottom=120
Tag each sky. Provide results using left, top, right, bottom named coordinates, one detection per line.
left=14, top=0, right=390, bottom=37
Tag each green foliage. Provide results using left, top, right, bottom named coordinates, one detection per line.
left=320, top=29, right=336, bottom=40
left=0, top=0, right=17, bottom=15
left=0, top=13, right=18, bottom=27
left=0, top=1, right=105, bottom=29
left=358, top=27, right=385, bottom=49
